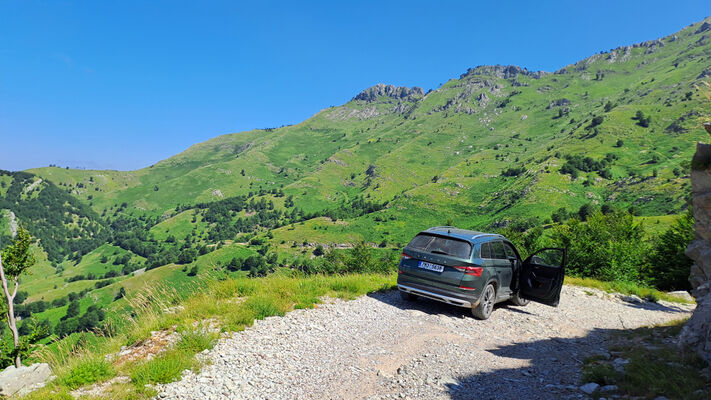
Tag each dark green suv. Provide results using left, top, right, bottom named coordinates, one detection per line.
left=397, top=226, right=566, bottom=319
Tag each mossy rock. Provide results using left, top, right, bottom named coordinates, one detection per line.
left=692, top=143, right=711, bottom=171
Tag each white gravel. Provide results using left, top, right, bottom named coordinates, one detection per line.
left=156, top=286, right=694, bottom=400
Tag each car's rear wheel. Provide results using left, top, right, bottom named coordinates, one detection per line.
left=472, top=284, right=495, bottom=320
left=510, top=292, right=530, bottom=307
left=400, top=291, right=418, bottom=301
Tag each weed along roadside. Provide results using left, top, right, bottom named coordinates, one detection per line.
left=13, top=267, right=700, bottom=400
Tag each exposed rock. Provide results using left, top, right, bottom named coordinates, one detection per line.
left=580, top=382, right=599, bottom=394
left=696, top=22, right=711, bottom=35
left=668, top=291, right=694, bottom=302
left=681, top=142, right=711, bottom=363
left=0, top=363, right=52, bottom=397
left=4, top=209, right=17, bottom=238
left=621, top=294, right=644, bottom=304
left=23, top=178, right=43, bottom=194
left=698, top=68, right=711, bottom=80
left=599, top=384, right=618, bottom=393
left=546, top=98, right=571, bottom=109
left=353, top=84, right=424, bottom=103
left=460, top=65, right=548, bottom=80
left=476, top=92, right=490, bottom=107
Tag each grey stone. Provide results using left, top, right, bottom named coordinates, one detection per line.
left=682, top=141, right=711, bottom=363
left=0, top=363, right=52, bottom=397
left=668, top=291, right=694, bottom=302
left=353, top=84, right=424, bottom=103
left=621, top=294, right=644, bottom=304
left=579, top=382, right=599, bottom=394
left=599, top=385, right=618, bottom=392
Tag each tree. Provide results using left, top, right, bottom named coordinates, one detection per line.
left=313, top=245, right=324, bottom=257
left=644, top=211, right=694, bottom=290
left=178, top=248, right=198, bottom=264
left=578, top=204, right=596, bottom=221
left=63, top=300, right=80, bottom=320
left=0, top=227, right=36, bottom=367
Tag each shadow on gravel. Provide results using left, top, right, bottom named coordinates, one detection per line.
left=617, top=300, right=691, bottom=313
left=442, top=331, right=612, bottom=400
left=367, top=290, right=519, bottom=318
left=369, top=290, right=697, bottom=400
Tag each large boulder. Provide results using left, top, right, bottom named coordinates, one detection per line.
left=679, top=291, right=711, bottom=362
left=0, top=363, right=52, bottom=397
left=681, top=142, right=711, bottom=362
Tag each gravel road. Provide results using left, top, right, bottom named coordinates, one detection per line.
left=156, top=286, right=694, bottom=400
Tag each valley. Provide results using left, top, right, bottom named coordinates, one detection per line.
left=1, top=16, right=710, bottom=399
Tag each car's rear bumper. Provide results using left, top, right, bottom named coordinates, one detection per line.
left=397, top=283, right=480, bottom=308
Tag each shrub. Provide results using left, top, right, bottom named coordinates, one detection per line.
left=552, top=211, right=646, bottom=282
left=60, top=357, right=114, bottom=389
left=643, top=211, right=694, bottom=290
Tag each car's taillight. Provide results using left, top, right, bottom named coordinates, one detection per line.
left=459, top=285, right=476, bottom=290
left=400, top=252, right=412, bottom=260
left=453, top=266, right=483, bottom=277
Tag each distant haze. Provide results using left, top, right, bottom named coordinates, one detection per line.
left=0, top=0, right=708, bottom=171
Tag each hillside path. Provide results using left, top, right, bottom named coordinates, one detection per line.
left=156, top=286, right=694, bottom=400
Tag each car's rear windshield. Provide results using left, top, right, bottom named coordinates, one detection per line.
left=406, top=233, right=472, bottom=259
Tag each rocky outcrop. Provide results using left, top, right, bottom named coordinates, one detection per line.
left=353, top=84, right=424, bottom=102
left=0, top=363, right=52, bottom=397
left=546, top=98, right=571, bottom=109
left=680, top=127, right=711, bottom=362
left=696, top=21, right=711, bottom=35
left=460, top=65, right=548, bottom=80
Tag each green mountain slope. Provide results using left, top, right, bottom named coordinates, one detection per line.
left=6, top=17, right=710, bottom=339
left=31, top=18, right=710, bottom=224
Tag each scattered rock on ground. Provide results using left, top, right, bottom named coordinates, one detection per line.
left=0, top=363, right=52, bottom=397
left=156, top=286, right=693, bottom=399
left=668, top=291, right=694, bottom=302
left=580, top=382, right=599, bottom=394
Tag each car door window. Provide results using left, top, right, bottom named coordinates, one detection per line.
left=491, top=241, right=507, bottom=260
left=503, top=243, right=518, bottom=260
left=480, top=242, right=492, bottom=259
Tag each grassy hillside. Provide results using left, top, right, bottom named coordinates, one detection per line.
left=2, top=17, right=708, bottom=362
left=29, top=18, right=710, bottom=226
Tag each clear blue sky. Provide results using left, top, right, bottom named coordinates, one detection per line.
left=0, top=1, right=708, bottom=171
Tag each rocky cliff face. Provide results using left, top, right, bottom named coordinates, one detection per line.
left=353, top=84, right=424, bottom=102
left=680, top=127, right=711, bottom=361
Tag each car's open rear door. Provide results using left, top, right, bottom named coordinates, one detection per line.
left=518, top=248, right=566, bottom=307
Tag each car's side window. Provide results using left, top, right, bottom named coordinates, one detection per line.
left=480, top=242, right=492, bottom=259
left=503, top=243, right=518, bottom=260
left=491, top=241, right=507, bottom=260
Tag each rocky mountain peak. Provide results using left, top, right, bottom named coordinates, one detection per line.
left=353, top=84, right=425, bottom=102
left=460, top=65, right=548, bottom=80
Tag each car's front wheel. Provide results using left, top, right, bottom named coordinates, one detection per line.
left=400, top=291, right=418, bottom=301
left=510, top=292, right=530, bottom=307
left=472, top=284, right=496, bottom=320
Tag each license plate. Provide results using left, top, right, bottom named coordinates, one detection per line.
left=418, top=261, right=444, bottom=273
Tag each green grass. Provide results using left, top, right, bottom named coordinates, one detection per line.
left=582, top=319, right=709, bottom=400
left=21, top=271, right=396, bottom=399
left=565, top=276, right=693, bottom=304
left=58, top=357, right=115, bottom=389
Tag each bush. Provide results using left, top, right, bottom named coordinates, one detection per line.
left=313, top=245, right=324, bottom=257
left=552, top=211, right=646, bottom=282
left=643, top=211, right=694, bottom=290
left=60, top=357, right=114, bottom=389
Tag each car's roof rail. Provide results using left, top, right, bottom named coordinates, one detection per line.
left=470, top=233, right=502, bottom=240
